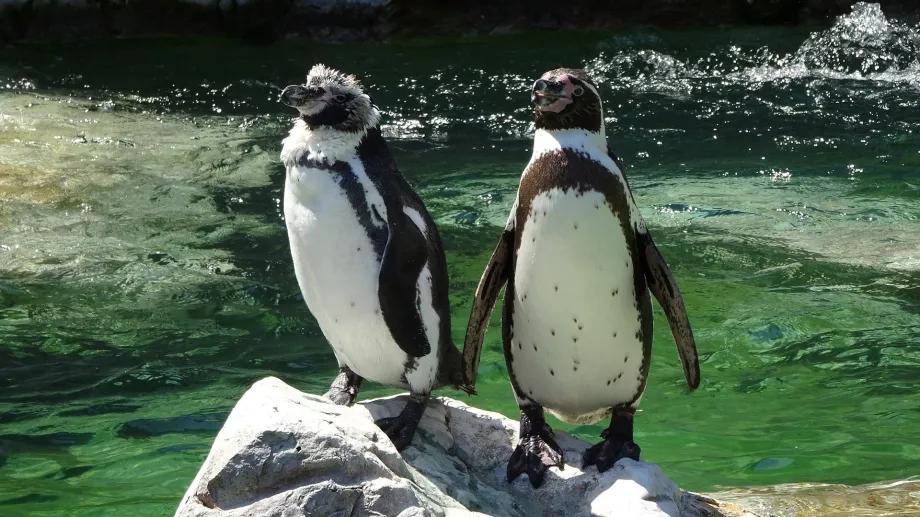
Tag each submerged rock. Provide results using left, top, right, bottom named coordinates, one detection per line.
left=174, top=377, right=749, bottom=517
left=712, top=478, right=920, bottom=516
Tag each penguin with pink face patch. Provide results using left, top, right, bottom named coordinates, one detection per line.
left=463, top=68, right=701, bottom=488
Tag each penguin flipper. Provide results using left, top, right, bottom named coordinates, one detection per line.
left=462, top=224, right=514, bottom=389
left=637, top=230, right=701, bottom=390
left=378, top=208, right=431, bottom=358
left=607, top=148, right=626, bottom=175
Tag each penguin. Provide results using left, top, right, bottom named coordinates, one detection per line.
left=279, top=64, right=473, bottom=451
left=462, top=68, right=700, bottom=488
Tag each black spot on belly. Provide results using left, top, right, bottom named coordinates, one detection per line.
left=550, top=329, right=555, bottom=336
left=554, top=285, right=558, bottom=292
left=550, top=369, right=555, bottom=376
left=607, top=380, right=612, bottom=385
left=573, top=365, right=578, bottom=372
left=350, top=301, right=355, bottom=307
left=617, top=372, right=623, bottom=380
left=624, top=355, right=629, bottom=362
left=533, top=343, right=538, bottom=351
left=577, top=324, right=583, bottom=331
left=357, top=247, right=361, bottom=252
left=572, top=336, right=578, bottom=343
left=518, top=342, right=522, bottom=350
left=573, top=317, right=578, bottom=324
left=611, top=288, right=618, bottom=296
left=574, top=223, right=579, bottom=230
left=612, top=331, right=617, bottom=338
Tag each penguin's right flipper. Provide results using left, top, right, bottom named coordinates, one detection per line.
left=378, top=209, right=431, bottom=358
left=462, top=223, right=514, bottom=389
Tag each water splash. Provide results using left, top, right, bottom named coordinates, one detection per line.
left=587, top=3, right=920, bottom=87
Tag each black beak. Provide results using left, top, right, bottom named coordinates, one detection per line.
left=280, top=85, right=322, bottom=107
left=531, top=79, right=565, bottom=106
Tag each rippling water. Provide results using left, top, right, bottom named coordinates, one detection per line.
left=1, top=3, right=919, bottom=515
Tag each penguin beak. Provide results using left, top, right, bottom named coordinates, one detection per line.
left=280, top=84, right=324, bottom=109
left=531, top=74, right=576, bottom=113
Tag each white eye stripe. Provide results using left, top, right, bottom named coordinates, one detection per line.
left=583, top=80, right=604, bottom=120
left=582, top=81, right=601, bottom=100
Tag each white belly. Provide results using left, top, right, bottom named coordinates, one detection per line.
left=510, top=188, right=646, bottom=424
left=283, top=160, right=409, bottom=387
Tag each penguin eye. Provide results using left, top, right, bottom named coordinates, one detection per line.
left=333, top=94, right=347, bottom=103
left=572, top=86, right=585, bottom=97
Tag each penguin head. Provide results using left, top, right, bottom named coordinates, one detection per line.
left=531, top=68, right=603, bottom=133
left=280, top=64, right=380, bottom=132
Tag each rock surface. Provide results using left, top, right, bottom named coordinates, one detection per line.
left=175, top=377, right=750, bottom=517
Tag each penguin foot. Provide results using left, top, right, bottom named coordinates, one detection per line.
left=582, top=407, right=640, bottom=472
left=581, top=432, right=641, bottom=472
left=507, top=406, right=564, bottom=488
left=322, top=366, right=363, bottom=406
left=374, top=393, right=428, bottom=451
left=323, top=388, right=355, bottom=406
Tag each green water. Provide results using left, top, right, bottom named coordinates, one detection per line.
left=2, top=3, right=920, bottom=515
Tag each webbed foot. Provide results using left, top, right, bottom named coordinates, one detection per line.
left=507, top=406, right=564, bottom=488
left=582, top=407, right=640, bottom=472
left=323, top=366, right=363, bottom=406
left=374, top=393, right=427, bottom=451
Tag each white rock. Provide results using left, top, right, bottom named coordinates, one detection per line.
left=174, top=377, right=746, bottom=517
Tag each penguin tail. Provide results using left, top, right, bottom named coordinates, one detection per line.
left=444, top=344, right=477, bottom=396
left=453, top=376, right=477, bottom=396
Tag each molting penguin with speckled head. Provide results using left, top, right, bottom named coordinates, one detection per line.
left=279, top=64, right=474, bottom=451
left=463, top=68, right=701, bottom=488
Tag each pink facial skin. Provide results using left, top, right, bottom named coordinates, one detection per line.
left=534, top=73, right=577, bottom=113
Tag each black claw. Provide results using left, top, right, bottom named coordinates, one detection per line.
left=582, top=407, right=640, bottom=472
left=374, top=393, right=428, bottom=451
left=323, top=367, right=363, bottom=406
left=507, top=435, right=564, bottom=487
left=582, top=437, right=641, bottom=472
left=506, top=406, right=564, bottom=488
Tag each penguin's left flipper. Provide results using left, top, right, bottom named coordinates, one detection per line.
left=462, top=225, right=514, bottom=390
left=378, top=208, right=431, bottom=358
left=637, top=229, right=701, bottom=390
